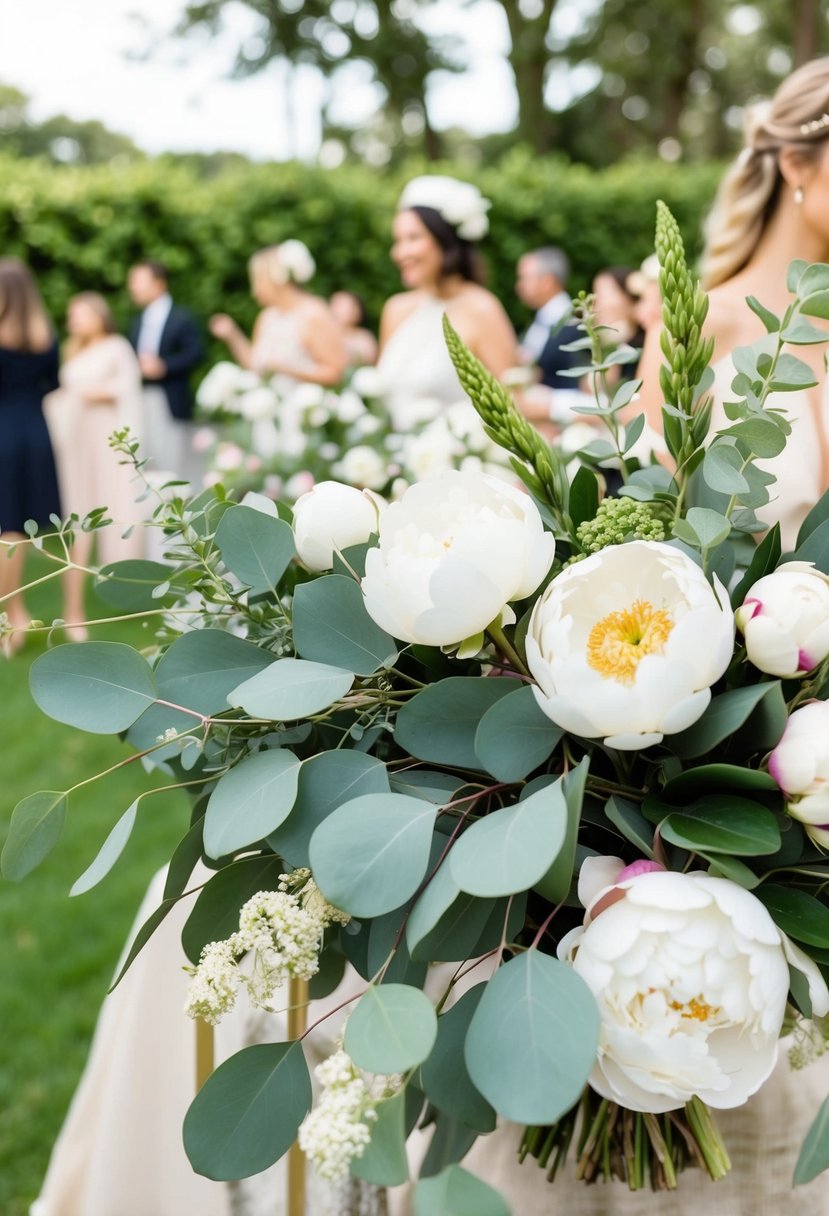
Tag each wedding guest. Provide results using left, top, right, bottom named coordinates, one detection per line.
left=329, top=289, right=378, bottom=367
left=45, top=292, right=144, bottom=640
left=637, top=55, right=829, bottom=550
left=127, top=259, right=205, bottom=483
left=0, top=258, right=60, bottom=658
left=587, top=265, right=646, bottom=386
left=626, top=254, right=662, bottom=332
left=375, top=174, right=518, bottom=428
left=209, top=241, right=347, bottom=388
left=516, top=245, right=583, bottom=388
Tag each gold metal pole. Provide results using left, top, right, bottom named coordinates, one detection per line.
left=195, top=1017, right=215, bottom=1091
left=287, top=975, right=310, bottom=1216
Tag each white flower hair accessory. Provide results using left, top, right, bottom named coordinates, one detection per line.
left=398, top=175, right=491, bottom=241
left=277, top=239, right=316, bottom=284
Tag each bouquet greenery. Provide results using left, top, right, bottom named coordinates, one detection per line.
left=7, top=203, right=829, bottom=1208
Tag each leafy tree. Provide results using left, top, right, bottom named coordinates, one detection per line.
left=0, top=84, right=143, bottom=165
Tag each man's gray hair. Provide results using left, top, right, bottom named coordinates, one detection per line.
left=527, top=246, right=570, bottom=285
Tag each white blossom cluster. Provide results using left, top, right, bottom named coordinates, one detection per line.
left=298, top=1049, right=403, bottom=1182
left=184, top=870, right=349, bottom=1025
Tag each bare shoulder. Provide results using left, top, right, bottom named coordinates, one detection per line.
left=703, top=281, right=765, bottom=357
left=453, top=283, right=508, bottom=321
left=379, top=291, right=421, bottom=343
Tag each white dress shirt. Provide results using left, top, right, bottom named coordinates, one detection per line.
left=136, top=293, right=173, bottom=357
left=520, top=291, right=573, bottom=362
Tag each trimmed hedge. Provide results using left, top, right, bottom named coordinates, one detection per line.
left=0, top=151, right=722, bottom=338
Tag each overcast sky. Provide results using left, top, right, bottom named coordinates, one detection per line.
left=0, top=0, right=525, bottom=160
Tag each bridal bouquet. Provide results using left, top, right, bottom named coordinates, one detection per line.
left=7, top=203, right=829, bottom=1207
left=194, top=361, right=511, bottom=502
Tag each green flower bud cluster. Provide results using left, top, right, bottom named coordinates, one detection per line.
left=576, top=497, right=666, bottom=554
left=655, top=201, right=714, bottom=413
left=443, top=315, right=574, bottom=537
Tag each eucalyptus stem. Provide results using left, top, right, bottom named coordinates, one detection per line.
left=486, top=620, right=530, bottom=677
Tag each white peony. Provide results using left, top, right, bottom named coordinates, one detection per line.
left=526, top=541, right=735, bottom=750
left=736, top=561, right=829, bottom=677
left=361, top=469, right=554, bottom=646
left=558, top=856, right=829, bottom=1113
left=237, top=386, right=279, bottom=421
left=196, top=361, right=250, bottom=411
left=333, top=445, right=389, bottom=491
left=400, top=420, right=459, bottom=482
left=769, top=700, right=829, bottom=847
left=293, top=480, right=385, bottom=571
left=388, top=395, right=444, bottom=434
left=333, top=390, right=367, bottom=423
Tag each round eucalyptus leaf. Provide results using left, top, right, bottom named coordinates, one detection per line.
left=1, top=791, right=67, bottom=881
left=449, top=784, right=568, bottom=897
left=396, top=678, right=516, bottom=769
left=345, top=984, right=437, bottom=1074
left=465, top=950, right=599, bottom=1123
left=203, top=749, right=302, bottom=858
left=293, top=575, right=397, bottom=675
left=794, top=1093, right=829, bottom=1185
left=214, top=504, right=295, bottom=593
left=30, top=642, right=157, bottom=733
left=269, top=749, right=390, bottom=869
left=474, top=685, right=562, bottom=782
left=183, top=1042, right=311, bottom=1180
left=309, top=793, right=436, bottom=917
left=406, top=860, right=461, bottom=955
left=228, top=658, right=354, bottom=721
left=413, top=1166, right=509, bottom=1216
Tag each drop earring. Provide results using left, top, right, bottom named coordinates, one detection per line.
left=794, top=185, right=805, bottom=205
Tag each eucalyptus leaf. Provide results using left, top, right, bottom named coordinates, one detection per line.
left=30, top=642, right=157, bottom=733
left=702, top=443, right=749, bottom=494
left=794, top=1094, right=829, bottom=1185
left=660, top=797, right=780, bottom=856
left=1, top=791, right=67, bottom=881
left=465, top=950, right=599, bottom=1123
left=419, top=1114, right=479, bottom=1179
left=396, top=678, right=516, bottom=769
left=345, top=984, right=437, bottom=1073
left=533, top=760, right=589, bottom=903
left=350, top=1089, right=409, bottom=1186
left=309, top=793, right=437, bottom=917
left=669, top=683, right=781, bottom=758
left=203, top=749, right=302, bottom=858
left=293, top=575, right=397, bottom=675
left=449, top=782, right=568, bottom=897
left=769, top=352, right=819, bottom=391
left=94, top=559, right=174, bottom=610
left=474, top=685, right=562, bottom=782
left=70, top=798, right=139, bottom=895
left=228, top=658, right=354, bottom=721
left=183, top=1042, right=311, bottom=1180
left=413, top=1166, right=509, bottom=1216
left=685, top=506, right=732, bottom=549
left=792, top=518, right=829, bottom=575
left=214, top=504, right=295, bottom=593
left=269, top=750, right=390, bottom=869
left=419, top=986, right=496, bottom=1133
left=755, top=885, right=829, bottom=947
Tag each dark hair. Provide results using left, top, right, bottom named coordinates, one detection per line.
left=409, top=206, right=485, bottom=285
left=131, top=259, right=169, bottom=284
left=595, top=266, right=639, bottom=302
left=0, top=257, right=54, bottom=352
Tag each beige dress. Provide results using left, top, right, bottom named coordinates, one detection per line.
left=375, top=297, right=467, bottom=431
left=45, top=336, right=144, bottom=563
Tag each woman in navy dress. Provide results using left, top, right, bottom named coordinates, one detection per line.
left=0, top=258, right=61, bottom=656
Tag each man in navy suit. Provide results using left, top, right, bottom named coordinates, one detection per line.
left=515, top=247, right=582, bottom=391
left=127, top=260, right=205, bottom=483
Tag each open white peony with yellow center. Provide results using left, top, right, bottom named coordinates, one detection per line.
left=558, top=857, right=829, bottom=1113
left=526, top=541, right=735, bottom=749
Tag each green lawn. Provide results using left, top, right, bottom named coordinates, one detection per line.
left=0, top=555, right=190, bottom=1216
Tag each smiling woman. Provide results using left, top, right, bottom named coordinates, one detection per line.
left=372, top=175, right=518, bottom=429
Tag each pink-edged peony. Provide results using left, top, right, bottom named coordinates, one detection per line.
left=769, top=700, right=829, bottom=848
left=558, top=856, right=829, bottom=1113
left=736, top=561, right=829, bottom=677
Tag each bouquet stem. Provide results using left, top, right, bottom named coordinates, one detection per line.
left=520, top=1088, right=730, bottom=1191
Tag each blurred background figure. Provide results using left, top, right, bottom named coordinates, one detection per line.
left=516, top=246, right=583, bottom=388
left=45, top=292, right=144, bottom=640
left=330, top=289, right=378, bottom=368
left=209, top=240, right=347, bottom=389
left=376, top=174, right=516, bottom=427
left=590, top=265, right=646, bottom=385
left=626, top=254, right=663, bottom=334
left=0, top=258, right=61, bottom=658
left=127, top=259, right=205, bottom=485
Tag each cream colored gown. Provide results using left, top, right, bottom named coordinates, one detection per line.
left=45, top=335, right=144, bottom=563
left=375, top=296, right=467, bottom=430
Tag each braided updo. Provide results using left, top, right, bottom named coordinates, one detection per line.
left=700, top=57, right=829, bottom=290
